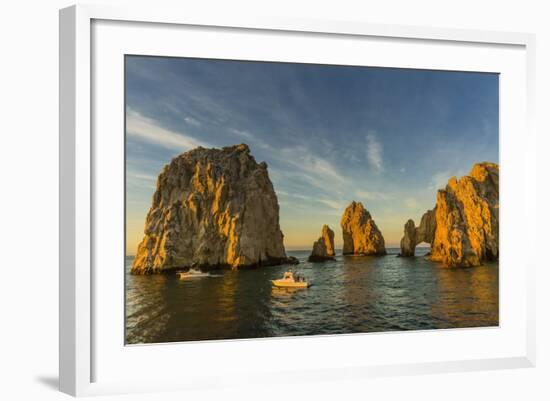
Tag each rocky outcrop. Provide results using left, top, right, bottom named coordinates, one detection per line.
left=399, top=219, right=417, bottom=257
left=430, top=162, right=499, bottom=267
left=308, top=225, right=336, bottom=262
left=399, top=209, right=436, bottom=256
left=340, top=201, right=386, bottom=256
left=399, top=162, right=499, bottom=267
left=132, top=144, right=296, bottom=274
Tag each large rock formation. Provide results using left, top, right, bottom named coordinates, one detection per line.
left=340, top=201, right=386, bottom=256
left=308, top=224, right=336, bottom=262
left=430, top=162, right=499, bottom=267
left=399, top=219, right=417, bottom=257
left=132, top=144, right=296, bottom=274
left=399, top=162, right=499, bottom=267
left=399, top=209, right=436, bottom=256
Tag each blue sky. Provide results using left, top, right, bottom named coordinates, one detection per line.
left=125, top=56, right=498, bottom=253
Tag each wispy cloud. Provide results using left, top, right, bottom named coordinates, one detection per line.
left=184, top=116, right=201, bottom=127
left=405, top=197, right=418, bottom=209
left=429, top=168, right=469, bottom=190
left=277, top=190, right=314, bottom=201
left=366, top=131, right=383, bottom=171
left=318, top=198, right=344, bottom=210
left=126, top=170, right=157, bottom=190
left=229, top=128, right=254, bottom=141
left=279, top=146, right=347, bottom=184
left=355, top=189, right=392, bottom=201
left=129, top=172, right=157, bottom=182
left=429, top=171, right=451, bottom=190
left=127, top=108, right=210, bottom=151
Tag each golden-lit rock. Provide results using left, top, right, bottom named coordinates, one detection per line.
left=132, top=144, right=295, bottom=274
left=399, top=209, right=436, bottom=256
left=340, top=201, right=386, bottom=256
left=399, top=162, right=498, bottom=267
left=430, top=162, right=499, bottom=267
left=399, top=219, right=417, bottom=257
left=308, top=224, right=336, bottom=262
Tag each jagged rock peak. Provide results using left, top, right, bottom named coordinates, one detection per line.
left=340, top=201, right=386, bottom=256
left=132, top=144, right=296, bottom=274
left=308, top=224, right=336, bottom=262
left=430, top=162, right=499, bottom=267
left=399, top=162, right=499, bottom=267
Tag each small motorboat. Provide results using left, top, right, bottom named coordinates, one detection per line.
left=271, top=271, right=309, bottom=289
left=177, top=268, right=210, bottom=280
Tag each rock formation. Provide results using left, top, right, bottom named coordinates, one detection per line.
left=308, top=224, right=336, bottom=262
left=399, top=219, right=417, bottom=257
left=399, top=162, right=499, bottom=267
left=340, top=201, right=386, bottom=256
left=399, top=209, right=436, bottom=256
left=132, top=144, right=297, bottom=274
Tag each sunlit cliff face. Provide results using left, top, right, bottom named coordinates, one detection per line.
left=132, top=144, right=292, bottom=274
left=429, top=162, right=499, bottom=267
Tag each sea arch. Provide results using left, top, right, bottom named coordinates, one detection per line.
left=399, top=209, right=436, bottom=257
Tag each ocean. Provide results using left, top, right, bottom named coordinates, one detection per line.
left=125, top=248, right=498, bottom=344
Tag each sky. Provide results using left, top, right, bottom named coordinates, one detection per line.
left=125, top=55, right=499, bottom=254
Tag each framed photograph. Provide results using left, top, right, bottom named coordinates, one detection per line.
left=59, top=4, right=536, bottom=396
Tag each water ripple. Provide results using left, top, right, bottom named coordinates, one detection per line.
left=125, top=249, right=498, bottom=344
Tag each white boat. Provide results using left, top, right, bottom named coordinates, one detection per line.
left=271, top=271, right=310, bottom=289
left=177, top=268, right=210, bottom=279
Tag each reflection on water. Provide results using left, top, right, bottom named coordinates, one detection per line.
left=125, top=249, right=498, bottom=344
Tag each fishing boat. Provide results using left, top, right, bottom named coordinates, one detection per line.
left=177, top=268, right=210, bottom=279
left=271, top=271, right=309, bottom=289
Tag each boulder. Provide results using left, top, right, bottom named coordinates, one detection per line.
left=308, top=224, right=336, bottom=262
left=132, top=144, right=295, bottom=274
left=340, top=201, right=386, bottom=256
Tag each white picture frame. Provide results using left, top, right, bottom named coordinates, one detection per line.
left=59, top=4, right=536, bottom=397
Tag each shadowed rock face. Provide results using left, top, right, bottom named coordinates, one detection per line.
left=132, top=144, right=294, bottom=274
left=399, top=162, right=499, bottom=267
left=340, top=201, right=386, bottom=256
left=308, top=225, right=336, bottom=262
left=399, top=209, right=436, bottom=256
left=400, top=219, right=417, bottom=257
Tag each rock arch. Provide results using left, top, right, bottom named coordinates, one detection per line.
left=399, top=209, right=436, bottom=256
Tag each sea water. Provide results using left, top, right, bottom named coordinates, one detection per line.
left=125, top=248, right=498, bottom=344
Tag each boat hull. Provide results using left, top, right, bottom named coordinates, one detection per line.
left=177, top=272, right=210, bottom=279
left=271, top=280, right=309, bottom=288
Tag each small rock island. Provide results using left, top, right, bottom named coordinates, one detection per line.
left=132, top=144, right=297, bottom=274
left=399, top=162, right=499, bottom=267
left=340, top=201, right=386, bottom=256
left=308, top=224, right=336, bottom=262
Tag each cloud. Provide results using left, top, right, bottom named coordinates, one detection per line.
left=126, top=171, right=157, bottom=190
left=279, top=146, right=347, bottom=184
left=366, top=131, right=383, bottom=170
left=277, top=190, right=314, bottom=201
left=405, top=197, right=418, bottom=209
left=428, top=170, right=465, bottom=190
left=318, top=198, right=344, bottom=210
left=127, top=108, right=210, bottom=151
left=129, top=172, right=157, bottom=182
left=184, top=116, right=201, bottom=127
left=229, top=128, right=254, bottom=141
left=429, top=171, right=449, bottom=190
left=355, top=189, right=392, bottom=201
